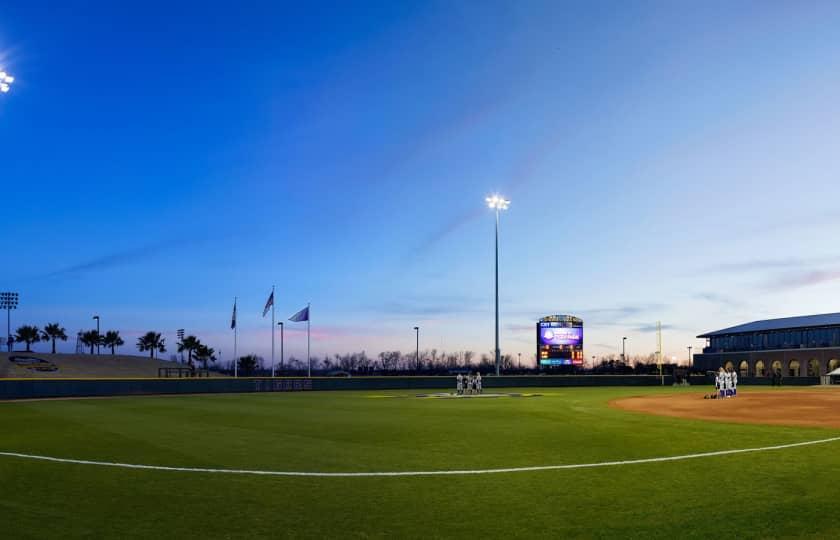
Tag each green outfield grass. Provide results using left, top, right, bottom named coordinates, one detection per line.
left=1, top=386, right=838, bottom=539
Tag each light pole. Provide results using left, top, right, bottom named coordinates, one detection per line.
left=278, top=322, right=284, bottom=372
left=92, top=316, right=100, bottom=354
left=177, top=329, right=185, bottom=363
left=518, top=352, right=522, bottom=370
left=413, top=326, right=420, bottom=372
left=0, top=70, right=14, bottom=94
left=1, top=292, right=19, bottom=352
left=687, top=346, right=693, bottom=368
left=622, top=336, right=627, bottom=365
left=486, top=194, right=510, bottom=376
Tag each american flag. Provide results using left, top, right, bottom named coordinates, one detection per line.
left=262, top=291, right=274, bottom=317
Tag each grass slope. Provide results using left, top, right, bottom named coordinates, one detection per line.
left=0, top=387, right=837, bottom=539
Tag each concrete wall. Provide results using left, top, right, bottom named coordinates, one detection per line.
left=0, top=375, right=676, bottom=400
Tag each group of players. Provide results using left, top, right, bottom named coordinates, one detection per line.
left=714, top=366, right=738, bottom=398
left=456, top=372, right=482, bottom=395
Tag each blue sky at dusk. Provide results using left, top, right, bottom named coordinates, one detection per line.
left=3, top=1, right=840, bottom=364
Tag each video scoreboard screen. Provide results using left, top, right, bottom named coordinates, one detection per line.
left=537, top=316, right=583, bottom=366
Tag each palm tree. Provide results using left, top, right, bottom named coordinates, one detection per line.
left=14, top=325, right=42, bottom=352
left=136, top=331, right=166, bottom=359
left=80, top=330, right=101, bottom=355
left=40, top=323, right=68, bottom=354
left=194, top=344, right=216, bottom=369
left=102, top=330, right=125, bottom=355
left=177, top=335, right=201, bottom=366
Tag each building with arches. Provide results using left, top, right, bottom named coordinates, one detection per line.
left=693, top=313, right=840, bottom=378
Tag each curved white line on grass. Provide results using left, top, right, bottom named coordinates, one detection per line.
left=2, top=436, right=839, bottom=477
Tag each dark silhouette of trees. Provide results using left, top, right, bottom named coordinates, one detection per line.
left=194, top=344, right=216, bottom=369
left=102, top=330, right=124, bottom=354
left=237, top=354, right=258, bottom=375
left=80, top=330, right=101, bottom=354
left=177, top=335, right=201, bottom=366
left=137, top=332, right=166, bottom=359
left=41, top=323, right=67, bottom=354
left=14, top=325, right=42, bottom=352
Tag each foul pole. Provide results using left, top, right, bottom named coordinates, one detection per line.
left=271, top=285, right=276, bottom=377
left=233, top=297, right=238, bottom=378
left=307, top=303, right=311, bottom=378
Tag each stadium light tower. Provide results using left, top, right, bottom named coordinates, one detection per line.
left=0, top=70, right=14, bottom=94
left=486, top=194, right=510, bottom=376
left=413, top=326, right=420, bottom=372
left=92, top=315, right=100, bottom=354
left=1, top=292, right=19, bottom=352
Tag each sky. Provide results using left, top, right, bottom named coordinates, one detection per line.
left=3, top=1, right=840, bottom=366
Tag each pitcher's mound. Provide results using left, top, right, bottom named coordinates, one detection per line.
left=612, top=389, right=840, bottom=429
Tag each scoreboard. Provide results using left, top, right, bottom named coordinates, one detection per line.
left=537, top=315, right=584, bottom=367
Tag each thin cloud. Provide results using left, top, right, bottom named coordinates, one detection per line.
left=705, top=255, right=840, bottom=274
left=373, top=295, right=487, bottom=317
left=767, top=269, right=840, bottom=290
left=43, top=244, right=169, bottom=278
left=412, top=207, right=485, bottom=257
left=695, top=292, right=741, bottom=308
left=633, top=323, right=676, bottom=333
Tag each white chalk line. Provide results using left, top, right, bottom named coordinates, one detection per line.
left=2, top=435, right=839, bottom=477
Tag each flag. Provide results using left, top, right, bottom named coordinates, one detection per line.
left=262, top=291, right=274, bottom=317
left=230, top=299, right=237, bottom=329
left=289, top=305, right=309, bottom=322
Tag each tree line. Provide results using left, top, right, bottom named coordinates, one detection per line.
left=8, top=325, right=216, bottom=368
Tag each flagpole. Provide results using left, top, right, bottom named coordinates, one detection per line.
left=271, top=285, right=276, bottom=378
left=233, top=297, right=238, bottom=378
left=307, top=302, right=311, bottom=378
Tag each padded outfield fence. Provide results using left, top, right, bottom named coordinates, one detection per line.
left=0, top=374, right=821, bottom=400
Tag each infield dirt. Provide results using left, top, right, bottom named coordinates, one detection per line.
left=611, top=388, right=840, bottom=429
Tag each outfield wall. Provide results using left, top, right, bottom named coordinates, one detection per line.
left=0, top=374, right=822, bottom=400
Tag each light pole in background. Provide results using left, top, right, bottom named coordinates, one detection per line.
left=1, top=292, right=19, bottom=352
left=621, top=336, right=628, bottom=365
left=92, top=315, right=100, bottom=354
left=177, top=329, right=185, bottom=363
left=413, top=326, right=420, bottom=372
left=277, top=322, right=284, bottom=372
left=0, top=70, right=14, bottom=94
left=486, top=194, right=510, bottom=376
left=687, top=346, right=693, bottom=368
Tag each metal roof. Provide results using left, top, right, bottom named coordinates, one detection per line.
left=698, top=312, right=840, bottom=338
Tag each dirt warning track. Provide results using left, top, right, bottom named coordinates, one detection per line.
left=612, top=389, right=840, bottom=429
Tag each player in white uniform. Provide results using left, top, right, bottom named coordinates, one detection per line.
left=724, top=369, right=733, bottom=398
left=456, top=373, right=463, bottom=395
left=731, top=368, right=738, bottom=397
left=476, top=373, right=482, bottom=394
left=716, top=367, right=726, bottom=398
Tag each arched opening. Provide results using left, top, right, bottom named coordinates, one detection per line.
left=739, top=360, right=749, bottom=377
left=724, top=361, right=735, bottom=371
left=807, top=358, right=821, bottom=377
left=829, top=359, right=840, bottom=373
left=771, top=360, right=782, bottom=376
left=755, top=360, right=766, bottom=377
left=788, top=359, right=801, bottom=377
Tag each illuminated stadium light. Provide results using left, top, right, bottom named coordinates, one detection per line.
left=485, top=194, right=510, bottom=210
left=0, top=70, right=14, bottom=93
left=485, top=194, right=510, bottom=376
